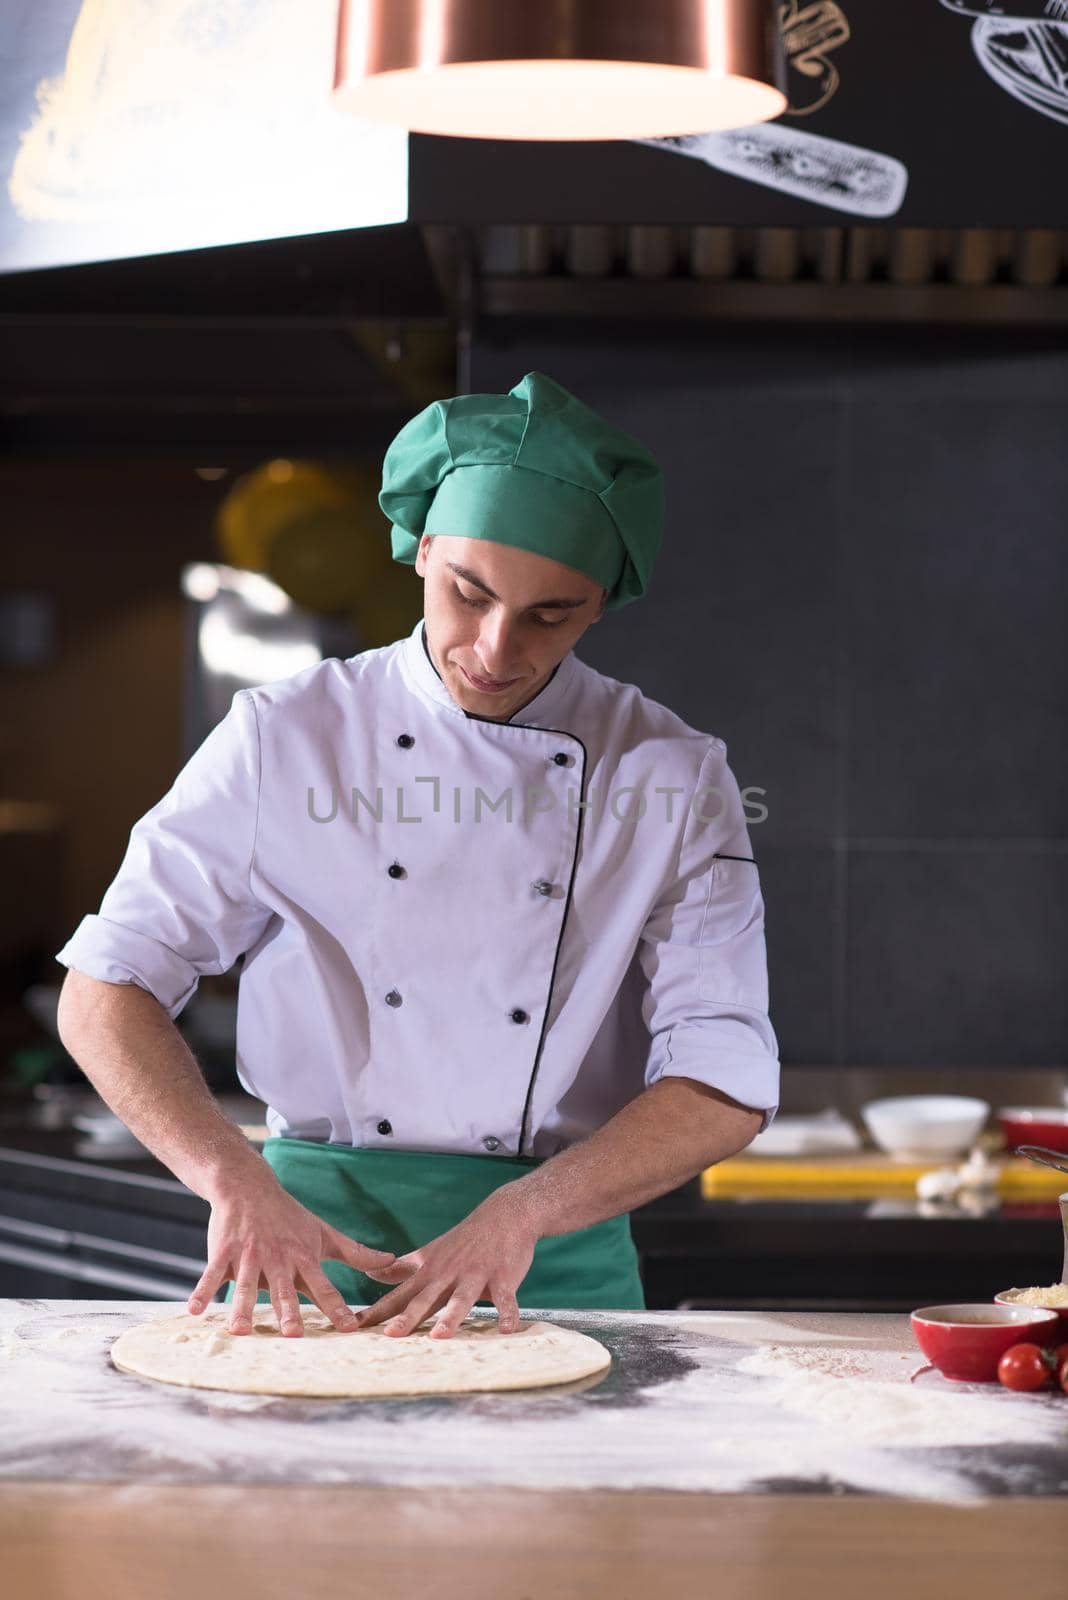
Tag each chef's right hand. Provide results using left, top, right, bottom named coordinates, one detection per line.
left=187, top=1167, right=396, bottom=1338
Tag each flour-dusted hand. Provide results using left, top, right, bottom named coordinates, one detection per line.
left=188, top=1166, right=396, bottom=1337
left=351, top=1186, right=539, bottom=1339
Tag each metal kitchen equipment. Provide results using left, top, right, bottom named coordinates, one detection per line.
left=1014, top=1144, right=1068, bottom=1177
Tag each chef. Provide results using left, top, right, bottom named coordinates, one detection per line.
left=54, top=370, right=780, bottom=1342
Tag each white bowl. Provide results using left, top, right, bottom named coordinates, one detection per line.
left=860, top=1095, right=990, bottom=1162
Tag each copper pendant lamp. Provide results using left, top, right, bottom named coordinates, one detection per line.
left=333, top=1, right=788, bottom=140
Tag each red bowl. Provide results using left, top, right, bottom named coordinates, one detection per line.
left=910, top=1303, right=1059, bottom=1382
left=997, top=1106, right=1068, bottom=1156
left=994, top=1289, right=1068, bottom=1330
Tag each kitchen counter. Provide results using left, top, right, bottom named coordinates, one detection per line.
left=1, top=1128, right=1062, bottom=1310
left=2, top=1298, right=1067, bottom=1600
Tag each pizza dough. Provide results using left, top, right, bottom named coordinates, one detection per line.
left=109, top=1306, right=612, bottom=1398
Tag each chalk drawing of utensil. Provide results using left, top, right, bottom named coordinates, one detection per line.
left=939, top=1, right=1068, bottom=125
left=633, top=125, right=908, bottom=219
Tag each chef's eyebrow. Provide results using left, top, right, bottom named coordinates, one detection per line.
left=445, top=562, right=589, bottom=610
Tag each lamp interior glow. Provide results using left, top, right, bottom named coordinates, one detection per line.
left=333, top=59, right=787, bottom=140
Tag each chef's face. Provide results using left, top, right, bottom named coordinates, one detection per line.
left=415, top=534, right=606, bottom=720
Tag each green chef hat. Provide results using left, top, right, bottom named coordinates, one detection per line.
left=378, top=370, right=663, bottom=609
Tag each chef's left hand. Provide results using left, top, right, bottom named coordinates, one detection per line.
left=350, top=1188, right=538, bottom=1339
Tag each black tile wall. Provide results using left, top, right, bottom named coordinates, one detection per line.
left=755, top=845, right=839, bottom=1064
left=470, top=323, right=1068, bottom=1068
left=846, top=847, right=1068, bottom=1065
left=846, top=401, right=1068, bottom=840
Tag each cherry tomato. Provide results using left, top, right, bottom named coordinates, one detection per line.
left=998, top=1343, right=1052, bottom=1392
left=1038, top=1341, right=1068, bottom=1391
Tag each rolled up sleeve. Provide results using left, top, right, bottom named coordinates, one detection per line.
left=54, top=689, right=271, bottom=1019
left=639, top=737, right=780, bottom=1131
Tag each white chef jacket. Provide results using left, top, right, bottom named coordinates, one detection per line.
left=55, top=617, right=780, bottom=1158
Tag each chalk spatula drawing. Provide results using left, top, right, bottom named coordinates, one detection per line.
left=633, top=125, right=908, bottom=219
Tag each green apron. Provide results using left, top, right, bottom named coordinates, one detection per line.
left=224, top=1137, right=645, bottom=1311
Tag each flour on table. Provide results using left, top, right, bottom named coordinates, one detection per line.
left=738, top=1342, right=889, bottom=1382
left=6, top=1301, right=1065, bottom=1505
left=109, top=1305, right=612, bottom=1398
left=735, top=1341, right=1060, bottom=1450
left=0, top=1331, right=31, bottom=1361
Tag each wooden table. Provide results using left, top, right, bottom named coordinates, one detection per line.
left=4, top=1483, right=1068, bottom=1600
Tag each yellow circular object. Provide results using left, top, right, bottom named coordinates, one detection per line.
left=216, top=459, right=367, bottom=574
